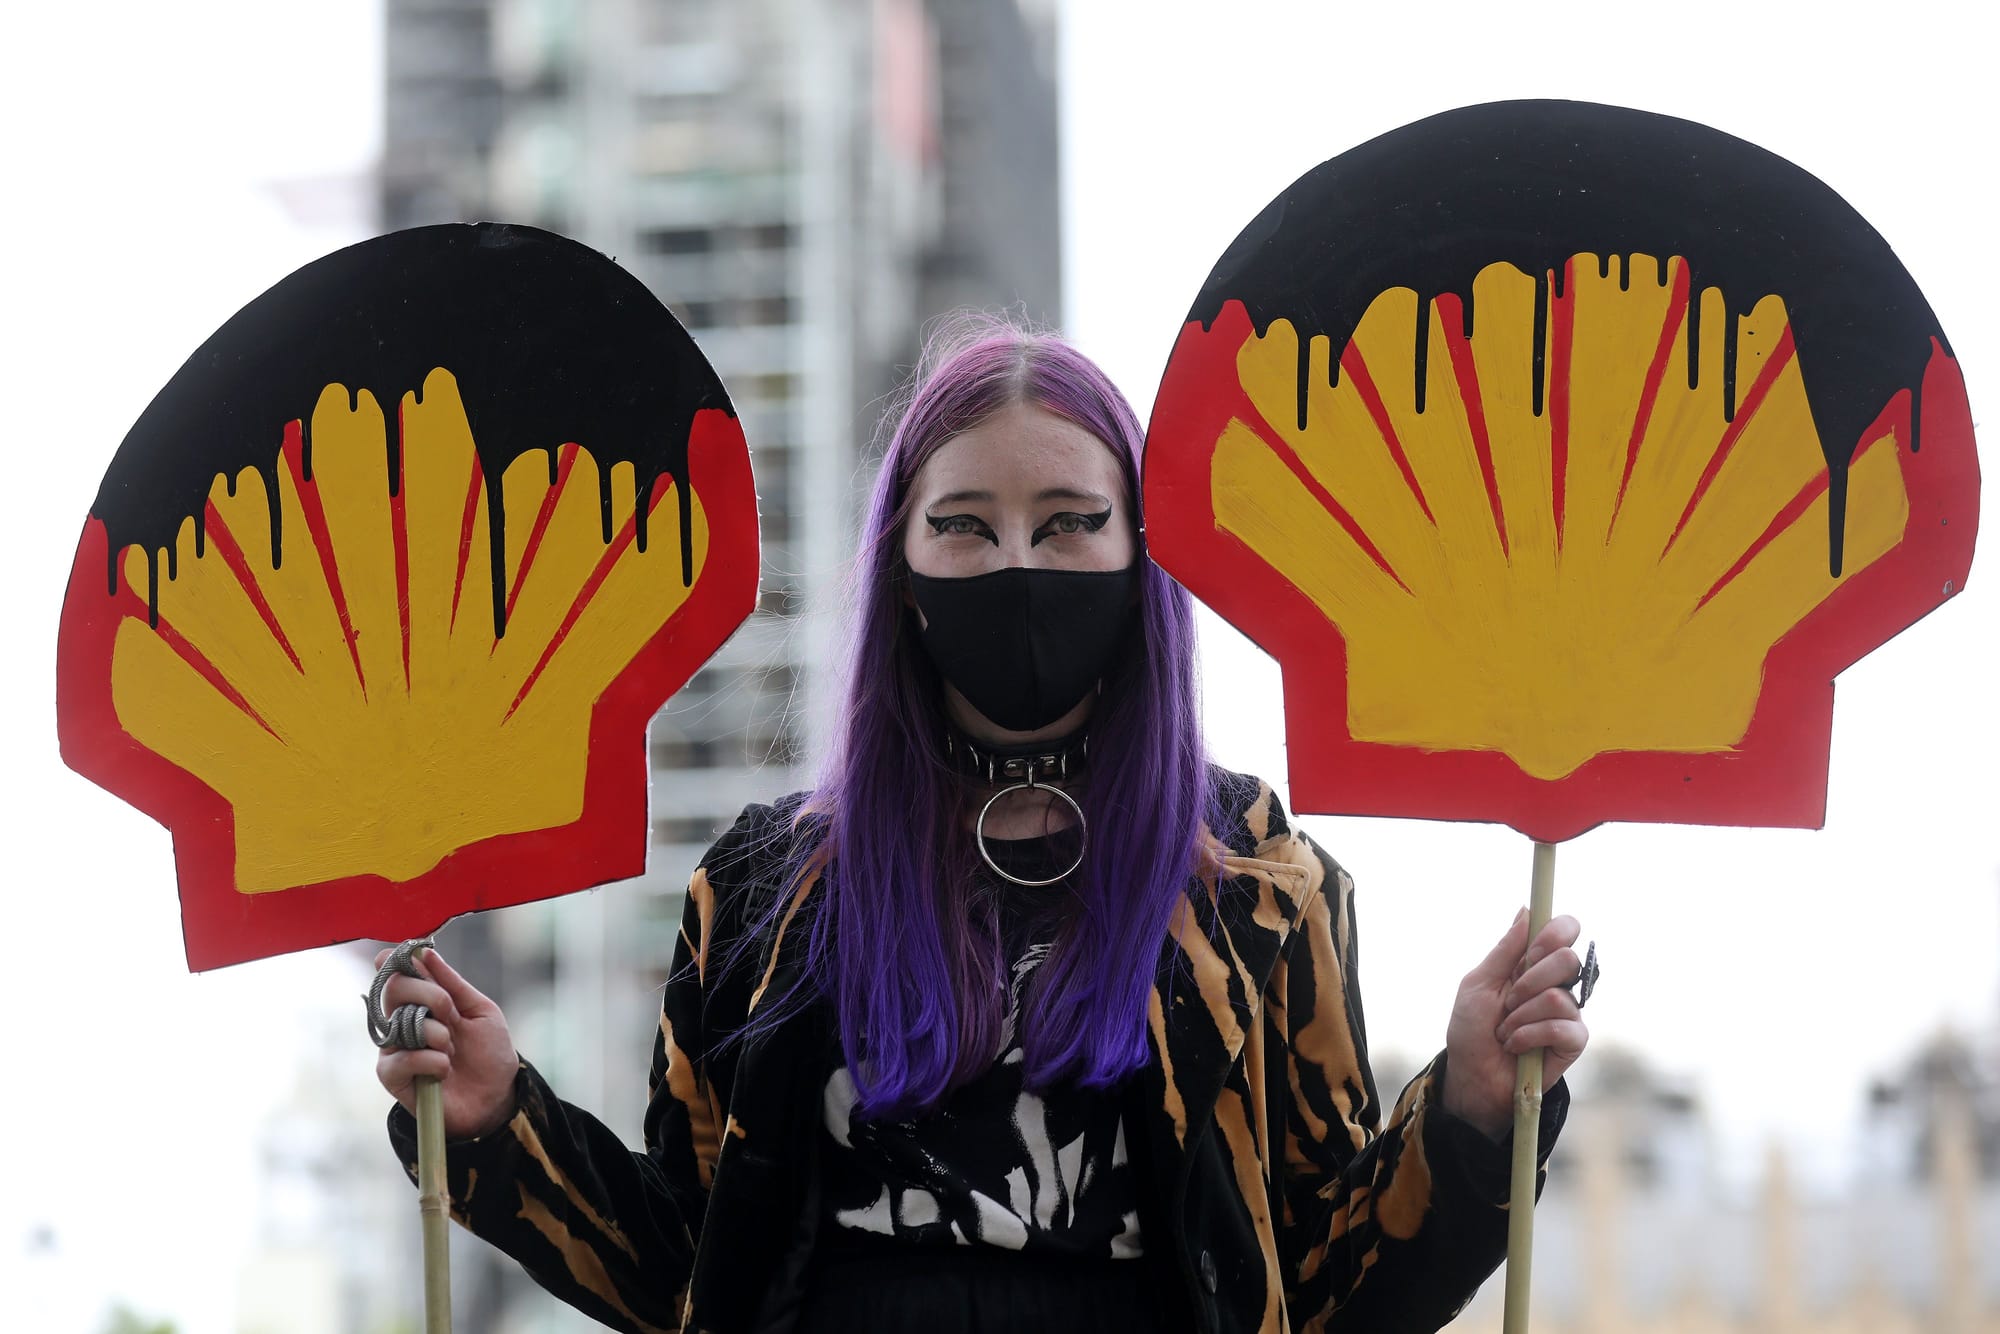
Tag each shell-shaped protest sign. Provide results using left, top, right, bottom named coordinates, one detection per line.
left=1145, top=101, right=1978, bottom=843
left=57, top=223, right=761, bottom=969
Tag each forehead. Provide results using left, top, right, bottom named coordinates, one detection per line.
left=909, top=402, right=1126, bottom=501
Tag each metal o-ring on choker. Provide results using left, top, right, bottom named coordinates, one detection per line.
left=975, top=756, right=1087, bottom=888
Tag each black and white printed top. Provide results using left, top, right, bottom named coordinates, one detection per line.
left=816, top=835, right=1144, bottom=1259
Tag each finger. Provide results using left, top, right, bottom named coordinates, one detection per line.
left=422, top=1016, right=455, bottom=1057
left=1496, top=986, right=1581, bottom=1042
left=1544, top=1024, right=1591, bottom=1090
left=1502, top=1017, right=1589, bottom=1059
left=377, top=1046, right=452, bottom=1090
left=1521, top=915, right=1582, bottom=970
left=377, top=975, right=461, bottom=1026
left=374, top=1016, right=458, bottom=1057
left=1506, top=947, right=1581, bottom=1009
left=1467, top=908, right=1531, bottom=983
left=420, top=949, right=494, bottom=1018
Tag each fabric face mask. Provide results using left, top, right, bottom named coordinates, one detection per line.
left=907, top=564, right=1139, bottom=733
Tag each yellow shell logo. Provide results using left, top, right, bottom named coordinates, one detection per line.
left=110, top=371, right=713, bottom=893
left=1146, top=104, right=1978, bottom=842
left=1212, top=257, right=1908, bottom=781
left=57, top=223, right=762, bottom=968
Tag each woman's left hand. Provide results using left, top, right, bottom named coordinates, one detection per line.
left=1439, top=909, right=1590, bottom=1141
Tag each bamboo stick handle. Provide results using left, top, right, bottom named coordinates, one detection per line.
left=1502, top=840, right=1557, bottom=1334
left=415, top=1073, right=453, bottom=1334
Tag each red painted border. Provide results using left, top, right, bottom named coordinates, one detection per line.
left=56, top=408, right=760, bottom=970
left=1144, top=301, right=1979, bottom=843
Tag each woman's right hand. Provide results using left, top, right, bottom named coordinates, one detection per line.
left=373, top=945, right=522, bottom=1141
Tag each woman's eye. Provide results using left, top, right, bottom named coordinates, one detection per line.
left=925, top=513, right=996, bottom=541
left=1031, top=507, right=1112, bottom=545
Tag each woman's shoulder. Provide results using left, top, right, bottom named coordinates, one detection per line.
left=687, top=790, right=823, bottom=920
left=1203, top=763, right=1350, bottom=892
left=1204, top=764, right=1299, bottom=855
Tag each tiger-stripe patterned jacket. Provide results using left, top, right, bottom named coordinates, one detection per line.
left=389, top=769, right=1568, bottom=1333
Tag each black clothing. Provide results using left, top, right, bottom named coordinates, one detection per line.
left=388, top=771, right=1569, bottom=1334
left=818, top=834, right=1143, bottom=1259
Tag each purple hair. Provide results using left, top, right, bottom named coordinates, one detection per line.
left=737, top=319, right=1212, bottom=1119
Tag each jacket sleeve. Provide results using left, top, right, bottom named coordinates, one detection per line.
left=1271, top=831, right=1568, bottom=1334
left=384, top=814, right=761, bottom=1334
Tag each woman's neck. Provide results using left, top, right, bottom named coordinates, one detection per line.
left=940, top=717, right=1090, bottom=840
left=972, top=780, right=1083, bottom=839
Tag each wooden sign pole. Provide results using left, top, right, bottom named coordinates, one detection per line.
left=369, top=938, right=455, bottom=1334
left=1503, top=840, right=1557, bottom=1334
left=415, top=1074, right=453, bottom=1333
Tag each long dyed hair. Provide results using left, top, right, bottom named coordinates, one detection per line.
left=737, top=318, right=1212, bottom=1120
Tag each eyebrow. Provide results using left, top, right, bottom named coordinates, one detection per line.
left=925, top=488, right=1112, bottom=508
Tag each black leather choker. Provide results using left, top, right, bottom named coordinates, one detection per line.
left=943, top=725, right=1091, bottom=888
left=941, top=725, right=1089, bottom=786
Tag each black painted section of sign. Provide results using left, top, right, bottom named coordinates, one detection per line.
left=92, top=222, right=733, bottom=631
left=1188, top=101, right=1952, bottom=576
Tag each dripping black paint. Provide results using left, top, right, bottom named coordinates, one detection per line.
left=1190, top=100, right=1954, bottom=578
left=92, top=222, right=735, bottom=631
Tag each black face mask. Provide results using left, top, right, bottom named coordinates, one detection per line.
left=907, top=565, right=1139, bottom=733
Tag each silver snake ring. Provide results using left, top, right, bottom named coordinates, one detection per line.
left=1569, top=940, right=1600, bottom=1011
left=364, top=936, right=438, bottom=1051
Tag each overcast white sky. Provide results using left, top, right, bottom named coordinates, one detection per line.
left=1, top=1, right=1994, bottom=1329
left=2, top=6, right=388, bottom=1330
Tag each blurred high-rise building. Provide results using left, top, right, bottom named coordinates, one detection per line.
left=374, top=1, right=1059, bottom=1327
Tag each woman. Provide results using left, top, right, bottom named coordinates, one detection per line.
left=374, top=322, right=1591, bottom=1334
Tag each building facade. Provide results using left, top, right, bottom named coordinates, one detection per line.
left=370, top=1, right=1059, bottom=1327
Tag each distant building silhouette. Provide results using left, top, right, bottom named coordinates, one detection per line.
left=1445, top=1036, right=1998, bottom=1332
left=1870, top=1026, right=2000, bottom=1184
